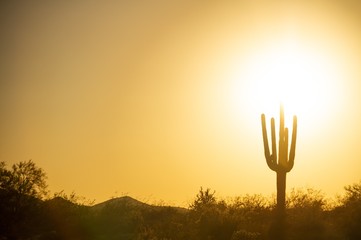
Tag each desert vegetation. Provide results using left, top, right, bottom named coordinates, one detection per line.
left=1, top=160, right=361, bottom=240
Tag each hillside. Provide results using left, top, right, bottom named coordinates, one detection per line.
left=92, top=196, right=151, bottom=210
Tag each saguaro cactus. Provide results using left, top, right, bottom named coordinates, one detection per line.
left=261, top=105, right=297, bottom=214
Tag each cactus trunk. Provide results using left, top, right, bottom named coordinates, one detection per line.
left=277, top=171, right=286, bottom=214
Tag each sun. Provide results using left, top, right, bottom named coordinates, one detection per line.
left=228, top=38, right=344, bottom=137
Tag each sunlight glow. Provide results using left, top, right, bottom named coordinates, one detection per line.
left=229, top=38, right=344, bottom=135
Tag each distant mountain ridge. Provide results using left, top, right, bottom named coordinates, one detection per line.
left=93, top=196, right=188, bottom=213
left=44, top=195, right=188, bottom=213
left=91, top=196, right=151, bottom=210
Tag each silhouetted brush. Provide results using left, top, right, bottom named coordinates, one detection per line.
left=261, top=105, right=297, bottom=214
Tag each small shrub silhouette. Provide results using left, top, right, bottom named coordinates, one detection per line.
left=231, top=229, right=261, bottom=240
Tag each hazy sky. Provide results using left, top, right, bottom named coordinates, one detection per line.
left=1, top=0, right=361, bottom=206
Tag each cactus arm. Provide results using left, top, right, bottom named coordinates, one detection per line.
left=261, top=114, right=270, bottom=158
left=283, top=128, right=289, bottom=169
left=278, top=105, right=285, bottom=163
left=261, top=114, right=277, bottom=171
left=286, top=115, right=297, bottom=172
left=271, top=117, right=277, bottom=164
left=261, top=114, right=271, bottom=160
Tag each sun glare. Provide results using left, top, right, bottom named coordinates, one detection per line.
left=229, top=38, right=344, bottom=136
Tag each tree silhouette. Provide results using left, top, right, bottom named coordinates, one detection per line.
left=0, top=160, right=48, bottom=198
left=0, top=160, right=48, bottom=238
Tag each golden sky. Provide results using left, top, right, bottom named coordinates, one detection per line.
left=1, top=0, right=361, bottom=206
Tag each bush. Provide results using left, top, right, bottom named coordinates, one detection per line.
left=336, top=181, right=361, bottom=240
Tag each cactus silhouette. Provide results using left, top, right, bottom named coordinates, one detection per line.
left=261, top=105, right=297, bottom=214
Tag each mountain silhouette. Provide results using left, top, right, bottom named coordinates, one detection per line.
left=91, top=196, right=188, bottom=214
left=91, top=196, right=150, bottom=211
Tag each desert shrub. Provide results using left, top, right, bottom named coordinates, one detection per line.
left=229, top=194, right=271, bottom=237
left=188, top=188, right=237, bottom=239
left=335, top=181, right=361, bottom=240
left=139, top=206, right=189, bottom=240
left=231, top=229, right=262, bottom=240
left=286, top=188, right=327, bottom=240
